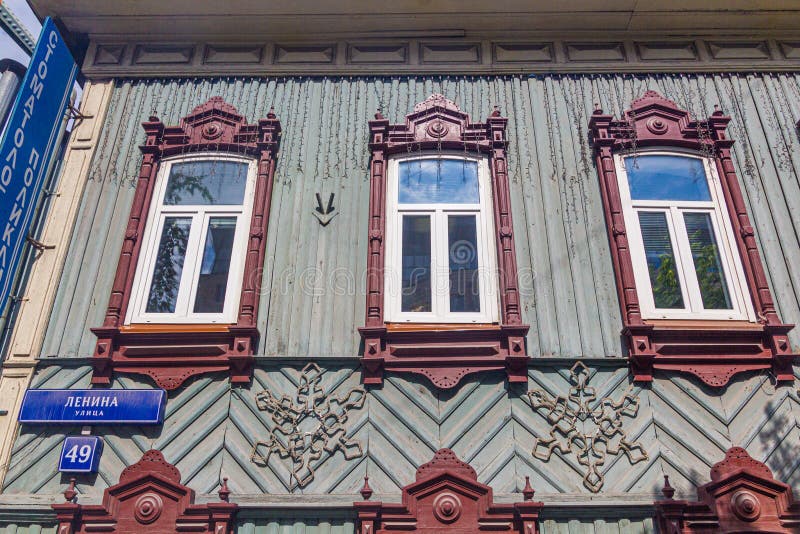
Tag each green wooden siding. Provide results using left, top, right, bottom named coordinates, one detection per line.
left=40, top=74, right=800, bottom=360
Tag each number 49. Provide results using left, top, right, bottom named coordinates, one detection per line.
left=65, top=444, right=92, bottom=464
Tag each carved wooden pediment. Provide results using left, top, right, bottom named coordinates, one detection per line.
left=53, top=450, right=237, bottom=533
left=588, top=91, right=796, bottom=387
left=355, top=448, right=542, bottom=533
left=92, top=97, right=281, bottom=390
left=361, top=94, right=529, bottom=389
left=656, top=447, right=800, bottom=533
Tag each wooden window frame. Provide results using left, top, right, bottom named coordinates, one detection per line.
left=588, top=90, right=795, bottom=387
left=384, top=153, right=499, bottom=324
left=359, top=94, right=529, bottom=389
left=127, top=153, right=256, bottom=325
left=91, top=97, right=281, bottom=390
left=616, top=151, right=754, bottom=321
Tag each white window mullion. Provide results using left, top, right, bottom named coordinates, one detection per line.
left=174, top=212, right=204, bottom=317
left=183, top=211, right=210, bottom=318
left=670, top=207, right=702, bottom=313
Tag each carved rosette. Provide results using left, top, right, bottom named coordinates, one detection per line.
left=52, top=450, right=238, bottom=533
left=354, top=448, right=543, bottom=533
left=655, top=447, right=800, bottom=532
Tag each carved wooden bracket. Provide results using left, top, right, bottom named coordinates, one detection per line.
left=588, top=91, right=796, bottom=387
left=355, top=448, right=542, bottom=533
left=359, top=94, right=529, bottom=389
left=52, top=450, right=238, bottom=533
left=656, top=447, right=800, bottom=532
left=91, top=97, right=281, bottom=390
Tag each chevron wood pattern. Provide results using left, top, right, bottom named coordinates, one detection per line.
left=3, top=362, right=799, bottom=507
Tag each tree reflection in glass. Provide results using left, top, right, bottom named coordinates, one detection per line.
left=639, top=212, right=684, bottom=309
left=146, top=217, right=192, bottom=313
left=684, top=213, right=732, bottom=309
left=164, top=161, right=247, bottom=205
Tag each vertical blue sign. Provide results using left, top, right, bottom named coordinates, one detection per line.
left=0, top=17, right=77, bottom=308
left=59, top=436, right=103, bottom=473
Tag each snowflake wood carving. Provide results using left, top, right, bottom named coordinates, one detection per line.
left=527, top=362, right=648, bottom=492
left=250, top=363, right=366, bottom=489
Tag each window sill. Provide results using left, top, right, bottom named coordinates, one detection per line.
left=625, top=321, right=795, bottom=387
left=91, top=323, right=257, bottom=390
left=120, top=323, right=233, bottom=333
left=359, top=323, right=528, bottom=389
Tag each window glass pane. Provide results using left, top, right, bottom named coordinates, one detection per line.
left=401, top=215, right=432, bottom=312
left=164, top=161, right=248, bottom=205
left=146, top=217, right=192, bottom=313
left=638, top=211, right=684, bottom=309
left=193, top=217, right=237, bottom=313
left=448, top=215, right=481, bottom=313
left=398, top=159, right=479, bottom=204
left=684, top=212, right=732, bottom=310
left=625, top=155, right=711, bottom=201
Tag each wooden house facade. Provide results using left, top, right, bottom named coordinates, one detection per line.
left=0, top=2, right=799, bottom=532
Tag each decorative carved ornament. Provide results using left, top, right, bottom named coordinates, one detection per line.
left=52, top=449, right=237, bottom=533
left=527, top=362, right=648, bottom=492
left=359, top=94, right=529, bottom=389
left=656, top=447, right=800, bottom=532
left=250, top=363, right=366, bottom=489
left=588, top=91, right=796, bottom=387
left=355, top=448, right=543, bottom=533
left=91, top=97, right=281, bottom=390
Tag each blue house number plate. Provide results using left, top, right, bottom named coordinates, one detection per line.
left=59, top=436, right=103, bottom=473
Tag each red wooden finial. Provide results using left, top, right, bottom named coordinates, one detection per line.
left=64, top=478, right=78, bottom=502
left=593, top=102, right=603, bottom=114
left=218, top=477, right=231, bottom=502
left=374, top=110, right=385, bottom=120
left=662, top=475, right=675, bottom=500
left=360, top=475, right=373, bottom=500
left=491, top=105, right=501, bottom=117
left=522, top=476, right=535, bottom=501
left=712, top=104, right=723, bottom=116
left=267, top=107, right=277, bottom=120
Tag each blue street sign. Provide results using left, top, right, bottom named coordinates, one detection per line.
left=0, top=17, right=77, bottom=309
left=18, top=389, right=167, bottom=424
left=59, top=436, right=103, bottom=473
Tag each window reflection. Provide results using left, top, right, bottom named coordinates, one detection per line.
left=165, top=161, right=248, bottom=205
left=194, top=217, right=237, bottom=313
left=626, top=155, right=711, bottom=201
left=448, top=215, right=480, bottom=313
left=146, top=217, right=192, bottom=313
left=401, top=215, right=432, bottom=312
left=398, top=159, right=479, bottom=204
left=638, top=211, right=684, bottom=309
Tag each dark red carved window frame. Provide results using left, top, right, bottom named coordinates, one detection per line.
left=355, top=448, right=542, bottom=533
left=588, top=91, right=795, bottom=387
left=359, top=94, right=529, bottom=389
left=91, top=97, right=281, bottom=390
left=53, top=449, right=238, bottom=533
left=655, top=447, right=800, bottom=532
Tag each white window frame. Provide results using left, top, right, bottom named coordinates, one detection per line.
left=615, top=150, right=755, bottom=321
left=384, top=153, right=499, bottom=323
left=126, top=153, right=257, bottom=324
